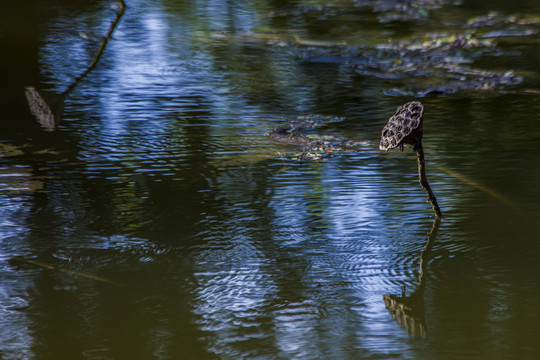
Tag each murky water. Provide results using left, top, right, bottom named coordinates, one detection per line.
left=2, top=0, right=540, bottom=359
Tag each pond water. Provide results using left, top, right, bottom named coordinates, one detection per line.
left=2, top=0, right=540, bottom=359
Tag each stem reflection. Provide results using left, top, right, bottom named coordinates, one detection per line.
left=383, top=217, right=441, bottom=338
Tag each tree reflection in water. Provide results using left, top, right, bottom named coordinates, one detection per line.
left=383, top=217, right=441, bottom=338
left=24, top=0, right=125, bottom=131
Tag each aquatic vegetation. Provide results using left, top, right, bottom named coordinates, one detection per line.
left=371, top=0, right=457, bottom=22
left=465, top=11, right=540, bottom=28
left=302, top=29, right=526, bottom=95
left=269, top=115, right=367, bottom=161
left=213, top=7, right=540, bottom=96
left=267, top=0, right=458, bottom=23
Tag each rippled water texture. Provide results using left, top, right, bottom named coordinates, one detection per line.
left=2, top=0, right=540, bottom=359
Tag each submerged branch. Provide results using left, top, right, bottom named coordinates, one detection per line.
left=436, top=165, right=522, bottom=213
left=11, top=256, right=122, bottom=286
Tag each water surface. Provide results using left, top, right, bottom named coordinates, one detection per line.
left=2, top=0, right=540, bottom=359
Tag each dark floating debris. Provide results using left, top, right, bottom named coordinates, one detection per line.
left=269, top=115, right=366, bottom=161
left=332, top=32, right=523, bottom=96
left=383, top=69, right=522, bottom=96
left=267, top=0, right=456, bottom=23
left=204, top=8, right=538, bottom=96
left=465, top=11, right=540, bottom=28
left=373, top=0, right=454, bottom=22
left=297, top=11, right=536, bottom=95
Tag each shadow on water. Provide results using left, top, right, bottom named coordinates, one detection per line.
left=383, top=217, right=441, bottom=339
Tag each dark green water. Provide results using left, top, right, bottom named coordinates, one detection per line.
left=2, top=1, right=540, bottom=359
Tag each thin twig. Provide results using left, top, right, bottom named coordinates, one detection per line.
left=11, top=256, right=122, bottom=286
left=61, top=0, right=126, bottom=97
